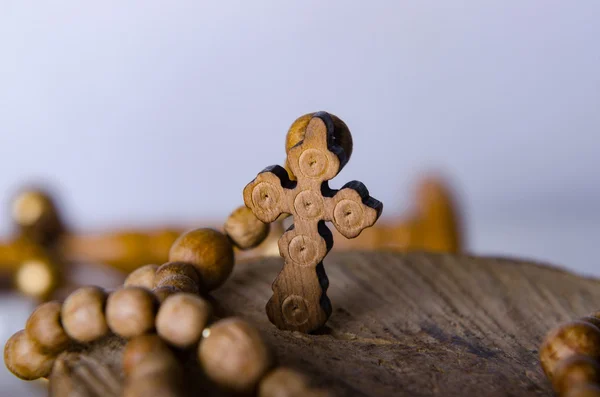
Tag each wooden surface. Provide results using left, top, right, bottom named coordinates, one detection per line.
left=243, top=112, right=382, bottom=332
left=48, top=251, right=600, bottom=397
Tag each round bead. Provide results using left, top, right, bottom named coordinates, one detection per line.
left=198, top=318, right=272, bottom=393
left=124, top=264, right=158, bottom=289
left=564, top=384, right=600, bottom=397
left=11, top=189, right=64, bottom=245
left=553, top=355, right=600, bottom=395
left=15, top=257, right=58, bottom=300
left=156, top=293, right=212, bottom=348
left=540, top=321, right=600, bottom=378
left=155, top=275, right=199, bottom=294
left=25, top=301, right=70, bottom=354
left=285, top=112, right=353, bottom=178
left=122, top=334, right=172, bottom=377
left=154, top=262, right=200, bottom=287
left=4, top=330, right=55, bottom=380
left=123, top=378, right=181, bottom=397
left=153, top=286, right=180, bottom=303
left=106, top=287, right=157, bottom=338
left=224, top=206, right=270, bottom=250
left=168, top=228, right=234, bottom=291
left=61, top=286, right=109, bottom=342
left=259, top=368, right=310, bottom=397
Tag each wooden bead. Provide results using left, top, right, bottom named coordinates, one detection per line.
left=553, top=355, right=600, bottom=395
left=153, top=286, right=180, bottom=302
left=61, top=286, right=108, bottom=342
left=224, top=206, right=270, bottom=250
left=155, top=275, right=199, bottom=294
left=122, top=334, right=172, bottom=377
left=540, top=321, right=600, bottom=378
left=198, top=318, right=272, bottom=393
left=11, top=189, right=65, bottom=245
left=25, top=301, right=70, bottom=354
left=4, top=330, right=55, bottom=380
left=124, top=264, right=158, bottom=289
left=564, top=384, right=600, bottom=397
left=154, top=262, right=200, bottom=286
left=259, top=367, right=310, bottom=397
left=156, top=293, right=212, bottom=348
left=106, top=287, right=157, bottom=338
left=122, top=378, right=181, bottom=397
left=285, top=112, right=353, bottom=177
left=168, top=228, right=234, bottom=291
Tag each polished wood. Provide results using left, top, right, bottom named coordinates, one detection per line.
left=244, top=112, right=382, bottom=332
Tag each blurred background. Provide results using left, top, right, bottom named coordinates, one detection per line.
left=1, top=1, right=599, bottom=395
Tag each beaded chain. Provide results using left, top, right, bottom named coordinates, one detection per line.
left=4, top=205, right=332, bottom=396
left=540, top=313, right=600, bottom=396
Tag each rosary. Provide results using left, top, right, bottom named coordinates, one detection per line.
left=3, top=111, right=381, bottom=396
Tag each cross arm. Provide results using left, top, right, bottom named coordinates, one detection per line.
left=324, top=181, right=383, bottom=239
left=243, top=165, right=296, bottom=224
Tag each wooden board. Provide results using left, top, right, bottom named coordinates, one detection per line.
left=49, top=251, right=600, bottom=397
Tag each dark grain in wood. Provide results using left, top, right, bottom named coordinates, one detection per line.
left=49, top=252, right=600, bottom=397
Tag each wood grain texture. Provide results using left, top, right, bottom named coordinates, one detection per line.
left=48, top=251, right=600, bottom=397
left=243, top=112, right=382, bottom=333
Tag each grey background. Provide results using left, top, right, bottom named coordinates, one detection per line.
left=0, top=2, right=599, bottom=394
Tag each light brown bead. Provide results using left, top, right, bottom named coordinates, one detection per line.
left=25, top=301, right=70, bottom=354
left=156, top=293, right=212, bottom=348
left=169, top=228, right=234, bottom=291
left=153, top=286, right=180, bottom=303
left=11, top=189, right=65, bottom=245
left=4, top=330, right=55, bottom=380
left=540, top=321, right=600, bottom=378
left=122, top=377, right=182, bottom=397
left=199, top=318, right=272, bottom=393
left=259, top=367, right=310, bottom=397
left=224, top=206, right=270, bottom=250
left=564, top=384, right=600, bottom=397
left=122, top=334, right=172, bottom=377
left=106, top=287, right=157, bottom=338
left=124, top=264, right=158, bottom=289
left=61, top=286, right=108, bottom=342
left=155, top=275, right=199, bottom=294
left=285, top=112, right=353, bottom=179
left=154, top=262, right=200, bottom=286
left=553, top=355, right=600, bottom=395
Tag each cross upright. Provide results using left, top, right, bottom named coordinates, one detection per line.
left=244, top=111, right=383, bottom=333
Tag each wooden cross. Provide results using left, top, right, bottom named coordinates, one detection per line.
left=243, top=112, right=383, bottom=333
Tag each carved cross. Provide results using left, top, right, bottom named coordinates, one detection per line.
left=243, top=112, right=383, bottom=333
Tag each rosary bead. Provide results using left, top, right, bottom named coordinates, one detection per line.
left=259, top=367, right=310, bottom=397
left=153, top=286, right=180, bottom=303
left=169, top=228, right=234, bottom=291
left=224, top=206, right=270, bottom=250
left=61, top=286, right=109, bottom=342
left=154, top=262, right=200, bottom=286
left=198, top=318, right=272, bottom=393
left=155, top=275, right=199, bottom=295
left=25, top=301, right=69, bottom=354
left=553, top=355, right=600, bottom=395
left=156, top=293, right=211, bottom=348
left=106, top=287, right=157, bottom=338
left=285, top=112, right=353, bottom=179
left=4, top=330, right=55, bottom=380
left=122, top=334, right=173, bottom=377
left=564, top=384, right=600, bottom=397
left=124, top=264, right=158, bottom=289
left=540, top=321, right=600, bottom=378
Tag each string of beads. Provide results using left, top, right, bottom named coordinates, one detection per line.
left=4, top=206, right=331, bottom=396
left=540, top=312, right=600, bottom=397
